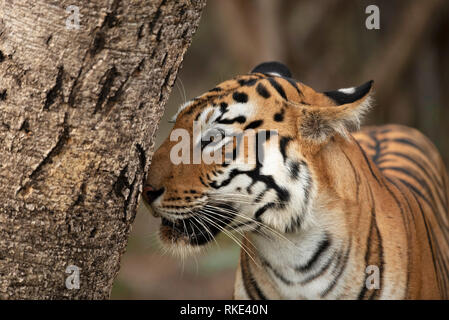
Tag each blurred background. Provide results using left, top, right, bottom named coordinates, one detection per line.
left=111, top=0, right=449, bottom=299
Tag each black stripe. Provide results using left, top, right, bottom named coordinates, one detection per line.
left=383, top=162, right=447, bottom=213
left=185, top=92, right=227, bottom=115
left=238, top=78, right=258, bottom=86
left=255, top=202, right=276, bottom=219
left=274, top=108, right=285, bottom=122
left=295, top=234, right=331, bottom=272
left=233, top=91, right=248, bottom=103
left=358, top=190, right=376, bottom=300
left=268, top=77, right=287, bottom=100
left=368, top=130, right=382, bottom=164
left=355, top=139, right=381, bottom=185
left=301, top=163, right=312, bottom=208
left=386, top=176, right=416, bottom=227
left=378, top=151, right=443, bottom=190
left=254, top=188, right=267, bottom=203
left=342, top=150, right=361, bottom=200
left=321, top=241, right=352, bottom=298
left=283, top=77, right=303, bottom=98
left=261, top=257, right=293, bottom=286
left=371, top=221, right=384, bottom=300
left=248, top=262, right=267, bottom=300
left=219, top=102, right=228, bottom=113
left=288, top=161, right=300, bottom=180
left=244, top=120, right=263, bottom=130
left=217, top=116, right=246, bottom=125
left=380, top=138, right=433, bottom=163
left=300, top=251, right=336, bottom=285
left=399, top=178, right=434, bottom=212
left=279, top=136, right=292, bottom=162
left=256, top=83, right=271, bottom=99
left=384, top=166, right=444, bottom=212
left=199, top=176, right=208, bottom=187
left=357, top=194, right=384, bottom=300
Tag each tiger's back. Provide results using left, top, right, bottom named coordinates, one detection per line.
left=354, top=124, right=449, bottom=298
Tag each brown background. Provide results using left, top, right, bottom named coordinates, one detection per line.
left=111, top=0, right=449, bottom=299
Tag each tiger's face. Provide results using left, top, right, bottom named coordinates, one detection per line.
left=143, top=62, right=372, bottom=252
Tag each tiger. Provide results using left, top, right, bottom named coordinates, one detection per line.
left=142, top=61, right=449, bottom=299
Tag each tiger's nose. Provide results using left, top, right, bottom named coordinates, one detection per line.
left=143, top=185, right=165, bottom=204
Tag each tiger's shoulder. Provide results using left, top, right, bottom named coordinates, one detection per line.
left=353, top=124, right=446, bottom=177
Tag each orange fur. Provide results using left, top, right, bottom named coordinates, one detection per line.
left=144, top=69, right=449, bottom=299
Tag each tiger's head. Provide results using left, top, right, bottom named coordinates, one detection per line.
left=143, top=62, right=373, bottom=253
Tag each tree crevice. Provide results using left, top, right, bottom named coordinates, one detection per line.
left=43, top=65, right=64, bottom=111
left=94, top=66, right=119, bottom=114
left=16, top=114, right=70, bottom=196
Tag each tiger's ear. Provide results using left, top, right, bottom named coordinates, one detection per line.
left=251, top=61, right=292, bottom=78
left=298, top=80, right=374, bottom=143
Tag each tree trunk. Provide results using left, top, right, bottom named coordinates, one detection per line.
left=0, top=0, right=205, bottom=299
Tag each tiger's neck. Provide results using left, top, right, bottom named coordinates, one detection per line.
left=239, top=136, right=388, bottom=299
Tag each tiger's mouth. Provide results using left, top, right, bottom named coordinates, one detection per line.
left=158, top=204, right=235, bottom=247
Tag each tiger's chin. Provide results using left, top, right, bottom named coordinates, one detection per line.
left=157, top=216, right=219, bottom=256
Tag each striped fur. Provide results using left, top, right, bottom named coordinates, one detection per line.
left=143, top=62, right=449, bottom=299
left=236, top=125, right=449, bottom=299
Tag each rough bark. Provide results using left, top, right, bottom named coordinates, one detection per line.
left=0, top=0, right=205, bottom=299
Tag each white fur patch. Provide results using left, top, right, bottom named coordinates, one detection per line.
left=266, top=72, right=282, bottom=77
left=338, top=87, right=356, bottom=94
